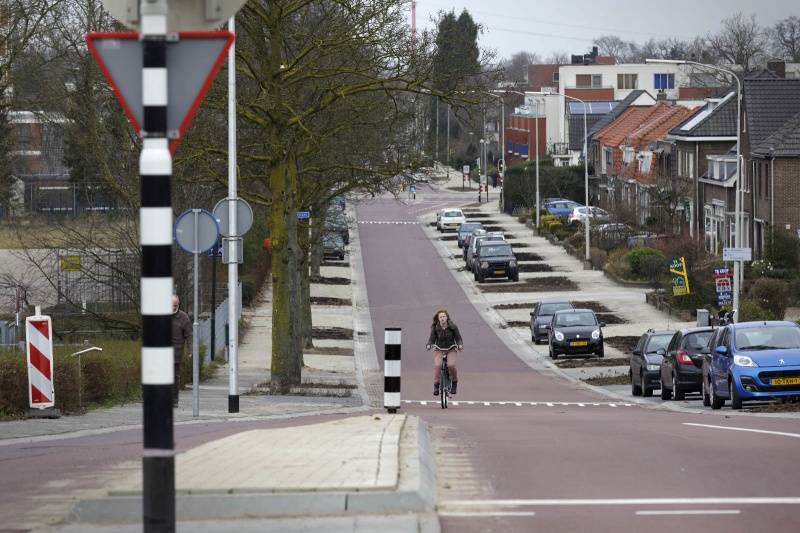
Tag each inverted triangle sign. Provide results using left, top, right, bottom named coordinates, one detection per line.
left=87, top=31, right=234, bottom=153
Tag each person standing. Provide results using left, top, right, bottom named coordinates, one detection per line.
left=172, top=294, right=193, bottom=408
left=426, top=309, right=463, bottom=396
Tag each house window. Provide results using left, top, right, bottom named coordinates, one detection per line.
left=553, top=72, right=559, bottom=82
left=576, top=74, right=602, bottom=88
left=654, top=73, right=675, bottom=90
left=617, top=73, right=638, bottom=90
left=621, top=147, right=635, bottom=166
left=637, top=151, right=653, bottom=174
left=602, top=146, right=613, bottom=172
left=16, top=123, right=31, bottom=151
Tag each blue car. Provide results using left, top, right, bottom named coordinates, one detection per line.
left=702, top=321, right=800, bottom=410
left=543, top=200, right=582, bottom=216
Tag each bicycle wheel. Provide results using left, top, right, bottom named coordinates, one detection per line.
left=440, top=363, right=448, bottom=409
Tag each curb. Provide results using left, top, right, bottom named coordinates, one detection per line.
left=65, top=416, right=437, bottom=524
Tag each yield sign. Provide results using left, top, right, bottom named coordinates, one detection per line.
left=86, top=31, right=234, bottom=153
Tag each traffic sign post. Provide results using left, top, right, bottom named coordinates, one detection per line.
left=94, top=1, right=247, bottom=530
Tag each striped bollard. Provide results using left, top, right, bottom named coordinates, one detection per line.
left=384, top=328, right=401, bottom=413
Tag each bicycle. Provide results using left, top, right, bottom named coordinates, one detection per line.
left=430, top=343, right=458, bottom=409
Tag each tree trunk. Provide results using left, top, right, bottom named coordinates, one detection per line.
left=298, top=216, right=313, bottom=348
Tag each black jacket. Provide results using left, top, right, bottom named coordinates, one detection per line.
left=428, top=320, right=463, bottom=348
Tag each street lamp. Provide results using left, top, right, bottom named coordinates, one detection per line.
left=530, top=91, right=590, bottom=263
left=646, top=59, right=742, bottom=321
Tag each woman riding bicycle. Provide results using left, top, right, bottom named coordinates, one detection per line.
left=426, top=309, right=463, bottom=396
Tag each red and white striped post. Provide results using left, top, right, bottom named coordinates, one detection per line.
left=26, top=309, right=54, bottom=410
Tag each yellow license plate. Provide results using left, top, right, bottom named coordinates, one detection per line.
left=495, top=270, right=505, bottom=275
left=772, top=377, right=800, bottom=386
left=571, top=341, right=588, bottom=346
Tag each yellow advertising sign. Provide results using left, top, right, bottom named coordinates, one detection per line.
left=60, top=256, right=81, bottom=272
left=669, top=256, right=690, bottom=296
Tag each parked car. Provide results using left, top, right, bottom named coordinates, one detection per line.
left=592, top=223, right=636, bottom=248
left=325, top=210, right=349, bottom=244
left=629, top=329, right=675, bottom=397
left=626, top=233, right=673, bottom=247
left=437, top=208, right=466, bottom=232
left=546, top=309, right=605, bottom=360
left=457, top=222, right=483, bottom=248
left=466, top=232, right=505, bottom=270
left=463, top=229, right=487, bottom=261
left=529, top=300, right=575, bottom=344
left=472, top=241, right=518, bottom=283
left=322, top=232, right=345, bottom=260
left=567, top=206, right=610, bottom=226
left=701, top=321, right=800, bottom=410
left=659, top=327, right=714, bottom=400
left=543, top=200, right=582, bottom=216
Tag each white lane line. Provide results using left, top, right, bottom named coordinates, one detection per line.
left=683, top=423, right=800, bottom=439
left=440, top=512, right=536, bottom=517
left=636, top=510, right=740, bottom=516
left=515, top=402, right=522, bottom=406
left=442, top=497, right=800, bottom=507
left=400, top=400, right=634, bottom=407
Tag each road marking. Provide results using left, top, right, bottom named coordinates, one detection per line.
left=635, top=510, right=740, bottom=516
left=442, top=497, right=800, bottom=507
left=683, top=423, right=800, bottom=439
left=401, top=400, right=634, bottom=407
left=358, top=220, right=419, bottom=225
left=440, top=512, right=536, bottom=517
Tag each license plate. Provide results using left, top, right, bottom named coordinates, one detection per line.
left=324, top=250, right=333, bottom=255
left=494, top=270, right=505, bottom=275
left=448, top=223, right=458, bottom=226
left=571, top=341, right=588, bottom=346
left=772, top=377, right=800, bottom=386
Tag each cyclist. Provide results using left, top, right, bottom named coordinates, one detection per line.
left=426, top=309, right=463, bottom=396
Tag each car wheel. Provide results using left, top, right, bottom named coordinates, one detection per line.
left=641, top=372, right=652, bottom=397
left=660, top=376, right=671, bottom=400
left=596, top=350, right=604, bottom=358
left=550, top=345, right=558, bottom=360
left=477, top=270, right=485, bottom=283
left=729, top=379, right=742, bottom=410
left=511, top=272, right=519, bottom=282
left=473, top=268, right=478, bottom=281
left=672, top=373, right=685, bottom=401
left=710, top=379, right=725, bottom=410
left=631, top=370, right=642, bottom=396
left=702, top=376, right=711, bottom=407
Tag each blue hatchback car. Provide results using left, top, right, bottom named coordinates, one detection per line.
left=702, top=321, right=800, bottom=410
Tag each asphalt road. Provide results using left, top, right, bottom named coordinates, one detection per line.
left=357, top=187, right=800, bottom=533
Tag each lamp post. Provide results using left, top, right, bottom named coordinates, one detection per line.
left=646, top=59, right=742, bottom=321
left=530, top=91, right=590, bottom=263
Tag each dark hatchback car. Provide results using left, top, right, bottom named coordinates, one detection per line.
left=472, top=242, right=518, bottom=283
left=530, top=300, right=575, bottom=344
left=322, top=232, right=345, bottom=260
left=547, top=309, right=605, bottom=360
left=458, top=222, right=483, bottom=248
left=658, top=327, right=714, bottom=401
left=629, top=329, right=675, bottom=397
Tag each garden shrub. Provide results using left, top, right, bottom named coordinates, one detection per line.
left=737, top=298, right=774, bottom=322
left=540, top=214, right=560, bottom=230
left=640, top=254, right=668, bottom=290
left=547, top=221, right=563, bottom=234
left=606, top=248, right=632, bottom=279
left=749, top=278, right=790, bottom=320
left=591, top=247, right=607, bottom=270
left=624, top=246, right=664, bottom=279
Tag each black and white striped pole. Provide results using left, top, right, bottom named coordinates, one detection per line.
left=139, top=1, right=175, bottom=530
left=384, top=328, right=401, bottom=413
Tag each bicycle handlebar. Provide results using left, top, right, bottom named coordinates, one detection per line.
left=430, top=344, right=458, bottom=352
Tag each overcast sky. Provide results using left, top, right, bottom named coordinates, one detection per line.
left=412, top=0, right=798, bottom=61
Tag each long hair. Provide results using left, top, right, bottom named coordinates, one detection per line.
left=431, top=309, right=450, bottom=327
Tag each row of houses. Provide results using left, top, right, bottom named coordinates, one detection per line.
left=500, top=60, right=800, bottom=262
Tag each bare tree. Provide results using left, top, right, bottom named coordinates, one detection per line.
left=546, top=50, right=569, bottom=65
left=594, top=35, right=631, bottom=62
left=769, top=16, right=800, bottom=62
left=706, top=12, right=768, bottom=73
left=500, top=51, right=542, bottom=84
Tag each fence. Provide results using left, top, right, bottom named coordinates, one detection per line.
left=197, top=282, right=242, bottom=363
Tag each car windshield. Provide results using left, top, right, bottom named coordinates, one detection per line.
left=444, top=211, right=462, bottom=217
left=539, top=303, right=572, bottom=315
left=460, top=223, right=481, bottom=234
left=645, top=335, right=672, bottom=353
left=555, top=312, right=596, bottom=327
left=683, top=332, right=712, bottom=350
left=481, top=245, right=512, bottom=257
left=736, top=326, right=800, bottom=350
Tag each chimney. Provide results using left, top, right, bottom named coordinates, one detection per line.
left=767, top=60, right=786, bottom=79
left=656, top=90, right=667, bottom=101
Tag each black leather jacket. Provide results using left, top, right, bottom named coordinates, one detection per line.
left=428, top=320, right=463, bottom=348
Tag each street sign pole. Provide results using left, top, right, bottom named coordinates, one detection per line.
left=136, top=2, right=175, bottom=531
left=227, top=17, right=239, bottom=413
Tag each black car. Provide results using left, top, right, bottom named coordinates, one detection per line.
left=472, top=242, right=518, bottom=283
left=629, top=329, right=675, bottom=397
left=322, top=232, right=345, bottom=260
left=530, top=300, right=575, bottom=344
left=659, top=327, right=714, bottom=400
left=325, top=208, right=349, bottom=244
left=546, top=309, right=605, bottom=359
left=457, top=222, right=483, bottom=248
